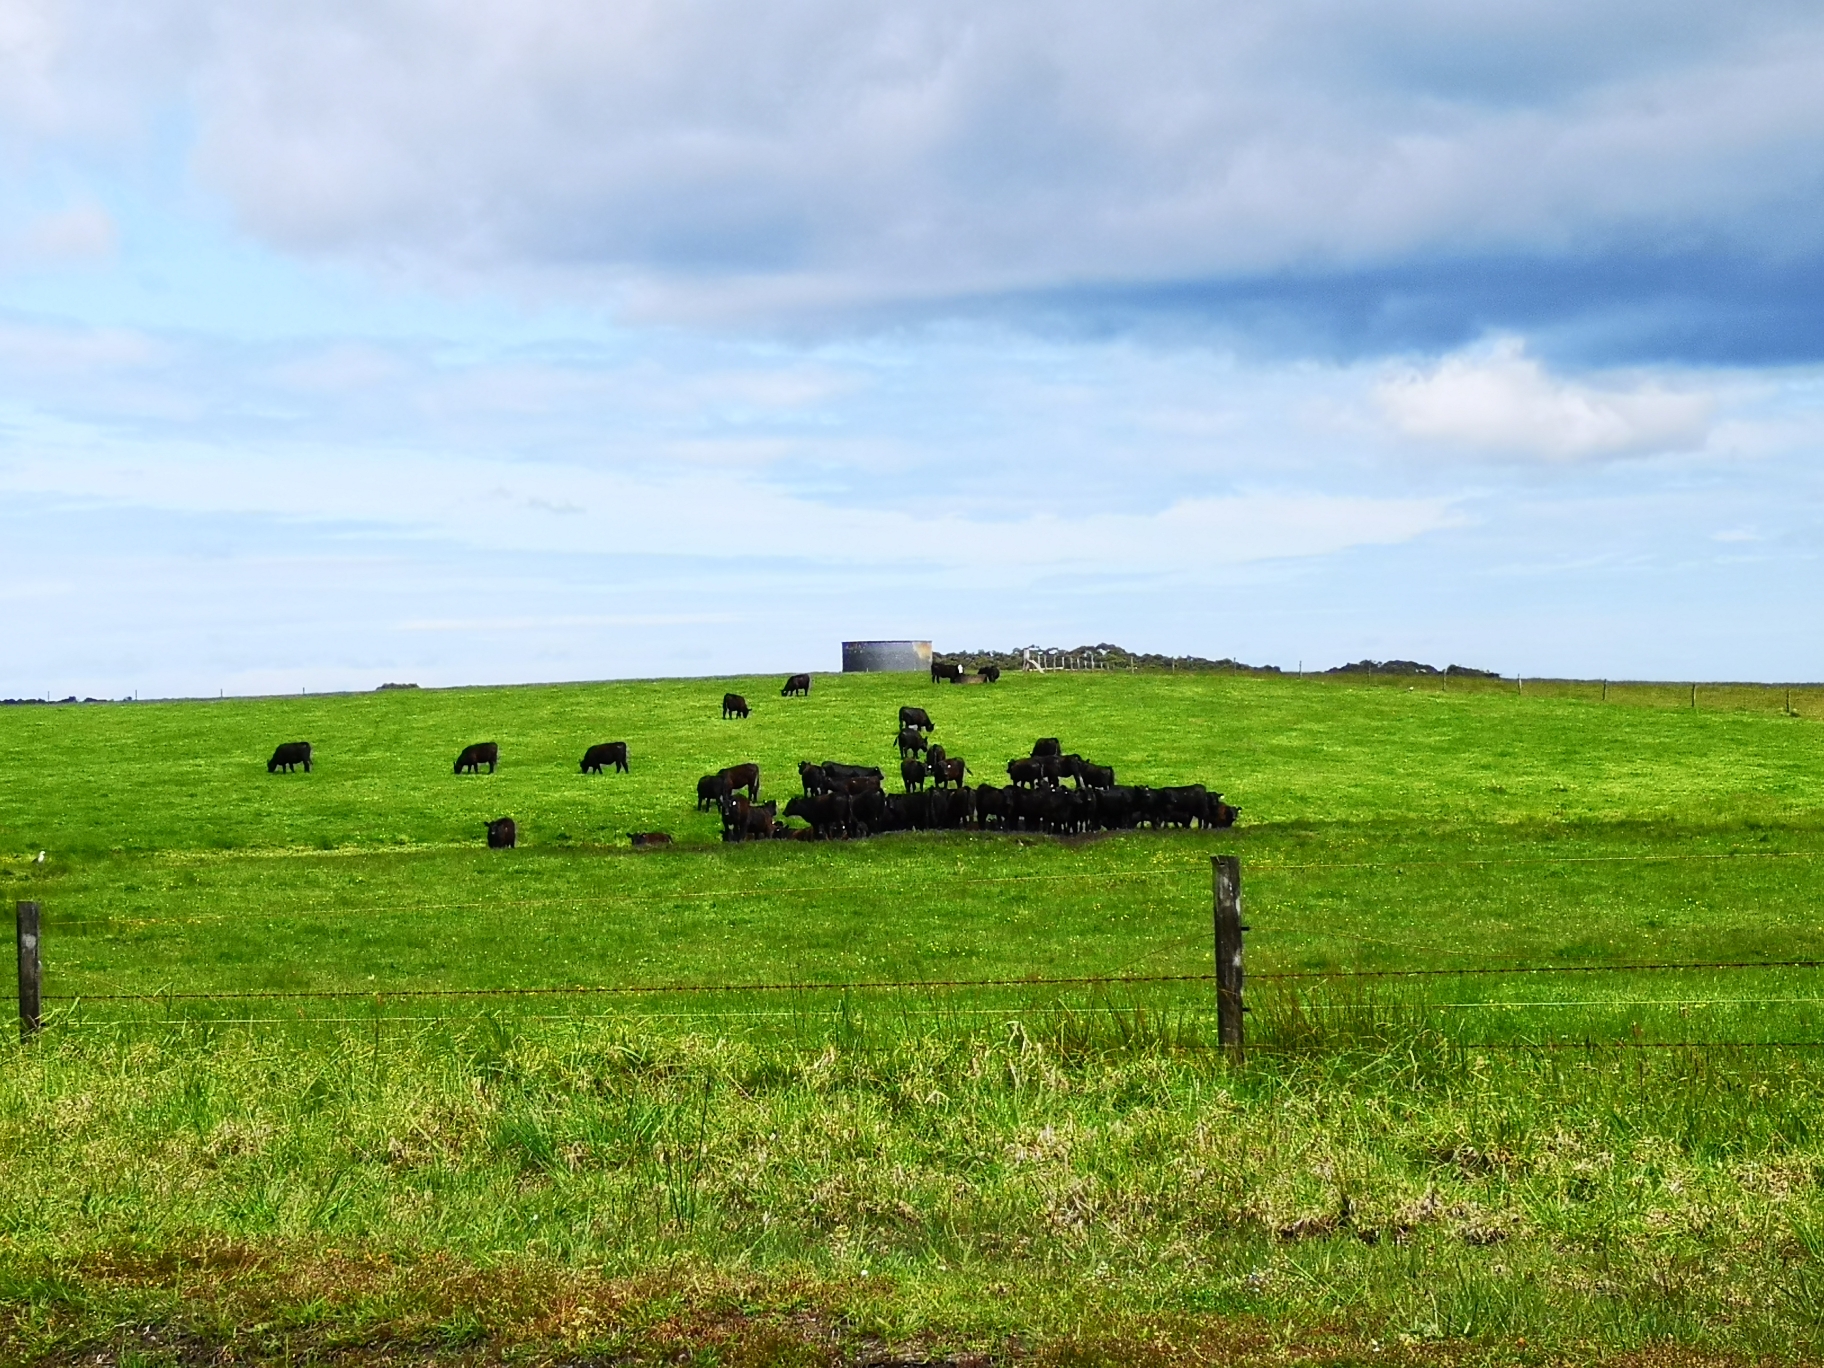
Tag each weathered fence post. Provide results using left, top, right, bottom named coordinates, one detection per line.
left=1691, top=683, right=1698, bottom=710
left=1213, top=856, right=1244, bottom=1057
left=16, top=901, right=41, bottom=1041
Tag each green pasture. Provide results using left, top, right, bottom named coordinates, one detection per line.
left=4, top=669, right=1824, bottom=1364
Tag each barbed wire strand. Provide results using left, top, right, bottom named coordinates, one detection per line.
left=41, top=955, right=1824, bottom=1005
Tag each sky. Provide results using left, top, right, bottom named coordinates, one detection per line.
left=2, top=1, right=1823, bottom=697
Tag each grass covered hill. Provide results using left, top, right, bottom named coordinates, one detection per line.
left=3, top=669, right=1824, bottom=1366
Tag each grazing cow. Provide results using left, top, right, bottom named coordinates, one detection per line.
left=781, top=673, right=811, bottom=697
left=900, top=758, right=927, bottom=791
left=895, top=726, right=929, bottom=758
left=455, top=742, right=499, bottom=774
left=931, top=756, right=967, bottom=788
left=1007, top=757, right=1044, bottom=788
left=722, top=692, right=750, bottom=719
left=979, top=664, right=1002, bottom=683
left=696, top=773, right=730, bottom=810
left=931, top=660, right=964, bottom=683
left=267, top=741, right=312, bottom=773
left=718, top=762, right=761, bottom=800
left=580, top=741, right=629, bottom=774
left=1210, top=798, right=1239, bottom=828
left=1031, top=738, right=1062, bottom=758
left=485, top=817, right=517, bottom=849
left=630, top=831, right=673, bottom=848
left=899, top=705, right=935, bottom=733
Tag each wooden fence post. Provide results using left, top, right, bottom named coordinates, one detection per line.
left=1213, top=856, right=1244, bottom=1057
left=16, top=901, right=40, bottom=1041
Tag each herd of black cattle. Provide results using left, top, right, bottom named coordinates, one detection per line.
left=263, top=672, right=1236, bottom=848
left=698, top=694, right=1236, bottom=843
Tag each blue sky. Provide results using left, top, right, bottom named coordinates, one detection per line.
left=2, top=1, right=1822, bottom=696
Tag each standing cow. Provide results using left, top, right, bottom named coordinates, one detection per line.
left=895, top=726, right=929, bottom=758
left=931, top=661, right=963, bottom=683
left=900, top=758, right=927, bottom=791
left=718, top=762, right=761, bottom=801
left=722, top=693, right=750, bottom=719
left=899, top=705, right=935, bottom=733
left=580, top=741, right=629, bottom=773
left=781, top=673, right=811, bottom=697
left=979, top=664, right=1001, bottom=683
left=485, top=817, right=517, bottom=849
left=455, top=742, right=499, bottom=774
left=267, top=741, right=312, bottom=773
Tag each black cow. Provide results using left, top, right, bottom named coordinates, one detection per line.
left=781, top=673, right=811, bottom=697
left=455, top=742, right=499, bottom=774
left=697, top=773, right=731, bottom=810
left=485, top=817, right=517, bottom=849
left=722, top=693, right=750, bottom=719
left=973, top=783, right=1007, bottom=829
left=931, top=756, right=967, bottom=788
left=719, top=762, right=761, bottom=800
left=979, top=664, right=1001, bottom=683
left=1031, top=737, right=1062, bottom=758
left=721, top=795, right=779, bottom=842
left=895, top=726, right=928, bottom=758
left=267, top=741, right=312, bottom=773
left=785, top=792, right=852, bottom=839
left=1007, top=757, right=1044, bottom=788
left=900, top=758, right=927, bottom=791
left=821, top=761, right=883, bottom=783
left=1071, top=758, right=1115, bottom=789
left=931, top=660, right=964, bottom=683
left=580, top=741, right=629, bottom=773
left=899, top=705, right=935, bottom=732
left=799, top=761, right=831, bottom=794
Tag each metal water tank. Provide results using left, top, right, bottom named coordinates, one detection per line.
left=841, top=640, right=933, bottom=673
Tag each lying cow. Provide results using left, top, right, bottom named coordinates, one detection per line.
left=781, top=673, right=811, bottom=697
left=455, top=742, right=499, bottom=774
left=629, top=831, right=672, bottom=848
left=485, top=816, right=517, bottom=849
left=722, top=693, right=750, bottom=719
left=898, top=705, right=934, bottom=732
left=719, top=762, right=761, bottom=800
left=580, top=741, right=629, bottom=773
left=900, top=758, right=927, bottom=791
left=895, top=726, right=929, bottom=758
left=267, top=741, right=312, bottom=773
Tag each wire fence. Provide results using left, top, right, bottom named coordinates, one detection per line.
left=19, top=848, right=1824, bottom=1050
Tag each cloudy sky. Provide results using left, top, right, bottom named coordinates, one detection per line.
left=2, top=0, right=1822, bottom=696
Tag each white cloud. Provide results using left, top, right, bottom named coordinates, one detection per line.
left=6, top=2, right=1824, bottom=323
left=1373, top=340, right=1714, bottom=461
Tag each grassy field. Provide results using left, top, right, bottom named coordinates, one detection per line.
left=3, top=669, right=1824, bottom=1365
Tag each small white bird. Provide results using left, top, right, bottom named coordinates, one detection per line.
left=33, top=851, right=45, bottom=864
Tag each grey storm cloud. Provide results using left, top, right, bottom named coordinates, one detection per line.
left=7, top=1, right=1824, bottom=357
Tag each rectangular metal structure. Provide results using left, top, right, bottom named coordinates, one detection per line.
left=841, top=640, right=933, bottom=673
